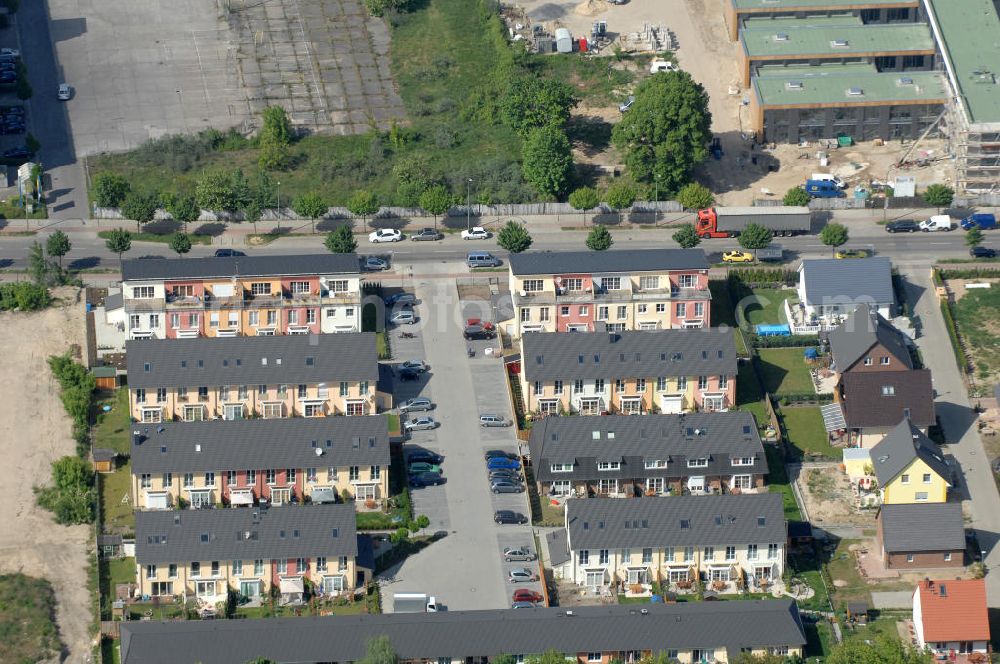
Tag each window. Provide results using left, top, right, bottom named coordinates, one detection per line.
left=170, top=313, right=180, bottom=329
left=768, top=543, right=779, bottom=560
left=204, top=472, right=215, bottom=487
left=520, top=309, right=531, bottom=323
left=190, top=562, right=200, bottom=578
left=248, top=311, right=259, bottom=327
left=140, top=474, right=151, bottom=489
left=636, top=378, right=646, bottom=393
left=678, top=275, right=696, bottom=289
left=881, top=385, right=896, bottom=396
left=573, top=379, right=584, bottom=394
left=295, top=558, right=306, bottom=572
left=133, top=286, right=155, bottom=299
left=183, top=473, right=194, bottom=488
left=687, top=458, right=708, bottom=468
left=677, top=376, right=687, bottom=391
left=328, top=279, right=349, bottom=293
left=644, top=459, right=667, bottom=469
left=906, top=554, right=914, bottom=563
left=579, top=306, right=588, bottom=316
left=250, top=282, right=270, bottom=296
left=602, top=277, right=621, bottom=291
left=615, top=379, right=625, bottom=392
left=369, top=465, right=381, bottom=480
left=550, top=463, right=573, bottom=473
left=316, top=556, right=327, bottom=572
left=298, top=385, right=307, bottom=398
left=306, top=467, right=317, bottom=483
left=226, top=471, right=237, bottom=487
left=639, top=276, right=659, bottom=289
left=306, top=309, right=317, bottom=324
left=523, top=279, right=544, bottom=292
left=694, top=302, right=704, bottom=317
left=349, top=466, right=359, bottom=481
left=597, top=306, right=608, bottom=320
left=656, top=377, right=667, bottom=391
left=254, top=559, right=264, bottom=576
left=198, top=386, right=209, bottom=400
left=162, top=472, right=172, bottom=486
left=265, top=469, right=276, bottom=484
left=237, top=385, right=248, bottom=400
left=732, top=457, right=754, bottom=466
left=578, top=550, right=590, bottom=565
left=683, top=546, right=694, bottom=562
left=258, top=384, right=268, bottom=395
left=698, top=376, right=708, bottom=390
left=599, top=549, right=609, bottom=564
left=560, top=306, right=570, bottom=316
left=656, top=303, right=666, bottom=313
left=288, top=310, right=300, bottom=326
left=287, top=469, right=296, bottom=483
left=145, top=564, right=157, bottom=578
left=594, top=379, right=605, bottom=393
left=211, top=561, right=220, bottom=577
left=247, top=470, right=256, bottom=485
left=915, top=492, right=928, bottom=501
left=554, top=380, right=564, bottom=394
left=597, top=461, right=621, bottom=471
left=880, top=356, right=890, bottom=365
left=539, top=307, right=550, bottom=322
left=266, top=311, right=277, bottom=326
left=277, top=560, right=288, bottom=574
left=587, top=654, right=602, bottom=663
left=642, top=547, right=653, bottom=563
left=168, top=564, right=177, bottom=578
left=747, top=544, right=758, bottom=560
left=725, top=546, right=736, bottom=561
left=616, top=305, right=627, bottom=320
left=290, top=281, right=310, bottom=294
left=944, top=553, right=952, bottom=562
left=901, top=474, right=910, bottom=484
left=675, top=303, right=686, bottom=317
left=155, top=388, right=166, bottom=403
left=719, top=375, right=729, bottom=389
left=129, top=314, right=141, bottom=330
left=533, top=381, right=542, bottom=395
left=232, top=560, right=243, bottom=576
left=148, top=315, right=160, bottom=328
left=704, top=546, right=715, bottom=560
left=563, top=278, right=583, bottom=291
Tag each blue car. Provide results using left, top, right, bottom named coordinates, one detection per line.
left=487, top=457, right=521, bottom=471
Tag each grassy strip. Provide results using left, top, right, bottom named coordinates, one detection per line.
left=764, top=444, right=802, bottom=521
left=940, top=300, right=969, bottom=374
left=0, top=199, right=47, bottom=220
left=0, top=573, right=62, bottom=663
left=97, top=230, right=213, bottom=245
left=756, top=348, right=817, bottom=395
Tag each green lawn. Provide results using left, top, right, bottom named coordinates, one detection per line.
left=92, top=390, right=131, bottom=455
left=385, top=412, right=400, bottom=436
left=0, top=573, right=61, bottom=664
left=950, top=285, right=1000, bottom=382
left=710, top=281, right=748, bottom=356
left=0, top=198, right=47, bottom=221
left=734, top=287, right=793, bottom=327
left=764, top=444, right=802, bottom=521
left=779, top=406, right=837, bottom=460
left=100, top=463, right=135, bottom=534
left=99, top=557, right=136, bottom=620
left=756, top=348, right=815, bottom=395
left=97, top=230, right=213, bottom=245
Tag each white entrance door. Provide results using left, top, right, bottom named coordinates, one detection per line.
left=660, top=395, right=683, bottom=414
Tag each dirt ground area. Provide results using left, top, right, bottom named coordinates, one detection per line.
left=795, top=463, right=875, bottom=527
left=0, top=288, right=92, bottom=663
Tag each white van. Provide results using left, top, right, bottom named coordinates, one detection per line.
left=810, top=173, right=847, bottom=189
left=920, top=215, right=953, bottom=232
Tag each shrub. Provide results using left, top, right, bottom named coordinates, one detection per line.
left=92, top=173, right=131, bottom=208
left=940, top=300, right=968, bottom=374
left=34, top=456, right=95, bottom=525
left=751, top=334, right=820, bottom=349
left=0, top=282, right=50, bottom=311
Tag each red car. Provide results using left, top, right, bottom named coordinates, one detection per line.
left=512, top=589, right=544, bottom=604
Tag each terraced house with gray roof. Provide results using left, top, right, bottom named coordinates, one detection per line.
left=519, top=329, right=737, bottom=415
left=528, top=412, right=768, bottom=499
left=119, top=600, right=807, bottom=664
left=126, top=334, right=388, bottom=422
left=556, top=494, right=786, bottom=596
left=129, top=418, right=390, bottom=510
left=134, top=503, right=364, bottom=602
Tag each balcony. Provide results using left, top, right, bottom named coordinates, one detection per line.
left=165, top=294, right=205, bottom=309
left=203, top=293, right=244, bottom=309
left=669, top=287, right=710, bottom=301
left=323, top=290, right=360, bottom=305
left=124, top=297, right=166, bottom=313
left=287, top=291, right=324, bottom=305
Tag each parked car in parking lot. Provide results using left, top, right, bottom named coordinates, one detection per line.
left=412, top=228, right=442, bottom=241
left=512, top=589, right=544, bottom=603
left=970, top=246, right=997, bottom=259
left=511, top=601, right=537, bottom=609
left=487, top=457, right=521, bottom=471
left=391, top=310, right=416, bottom=325
left=385, top=292, right=417, bottom=307
left=461, top=226, right=490, bottom=240
left=399, top=397, right=433, bottom=413
left=464, top=324, right=496, bottom=340
left=488, top=469, right=521, bottom=483
left=503, top=547, right=536, bottom=562
left=410, top=471, right=445, bottom=487
left=1, top=48, right=20, bottom=58
left=479, top=414, right=510, bottom=427
left=408, top=461, right=442, bottom=475
left=407, top=450, right=444, bottom=465
left=363, top=256, right=389, bottom=271
left=2, top=146, right=31, bottom=159
left=398, top=368, right=420, bottom=382
left=57, top=83, right=72, bottom=101
left=404, top=416, right=437, bottom=431
left=490, top=480, right=523, bottom=494
left=485, top=450, right=519, bottom=461
left=494, top=510, right=528, bottom=525
left=400, top=360, right=428, bottom=373
left=507, top=568, right=538, bottom=583
left=885, top=219, right=920, bottom=233
left=369, top=228, right=403, bottom=243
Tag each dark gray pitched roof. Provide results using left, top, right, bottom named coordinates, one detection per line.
left=528, top=412, right=767, bottom=483
left=130, top=418, right=389, bottom=474
left=105, top=292, right=123, bottom=311
left=135, top=504, right=357, bottom=564
left=799, top=257, right=894, bottom=306
left=840, top=370, right=935, bottom=428
left=522, top=329, right=736, bottom=382
left=122, top=254, right=360, bottom=282
left=828, top=304, right=912, bottom=370
left=546, top=529, right=571, bottom=567
left=509, top=249, right=708, bottom=276
left=119, top=599, right=806, bottom=664
left=126, top=334, right=379, bottom=388
left=870, top=419, right=950, bottom=486
left=879, top=503, right=964, bottom=553
left=567, top=493, right=785, bottom=550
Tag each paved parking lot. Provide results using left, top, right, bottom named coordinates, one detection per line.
left=380, top=278, right=537, bottom=612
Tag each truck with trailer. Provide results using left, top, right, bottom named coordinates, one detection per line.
left=392, top=593, right=438, bottom=613
left=694, top=206, right=811, bottom=239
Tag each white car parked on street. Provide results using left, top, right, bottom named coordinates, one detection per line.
left=369, top=228, right=402, bottom=243
left=461, top=226, right=490, bottom=240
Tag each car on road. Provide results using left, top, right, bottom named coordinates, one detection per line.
left=487, top=457, right=521, bottom=471
left=214, top=249, right=247, bottom=257
left=970, top=246, right=997, bottom=259
left=408, top=461, right=442, bottom=475
left=398, top=368, right=421, bottom=382
left=400, top=360, right=428, bottom=373
left=508, top=568, right=538, bottom=583
left=411, top=228, right=442, bottom=241
left=407, top=450, right=444, bottom=465
left=512, top=589, right=544, bottom=603
left=399, top=397, right=433, bottom=413
left=920, top=215, right=953, bottom=232
left=385, top=292, right=417, bottom=307
left=404, top=416, right=437, bottom=431
left=391, top=310, right=416, bottom=325
left=464, top=324, right=497, bottom=340
left=503, top=547, right=536, bottom=562
left=650, top=59, right=678, bottom=73
left=363, top=256, right=389, bottom=271
left=479, top=414, right=511, bottom=427
left=494, top=510, right=528, bottom=525
left=2, top=146, right=31, bottom=159
left=490, top=480, right=524, bottom=494
left=461, top=227, right=490, bottom=240
left=511, top=601, right=537, bottom=609
left=369, top=228, right=403, bottom=243
left=835, top=248, right=871, bottom=259
left=885, top=219, right=920, bottom=233
left=485, top=450, right=519, bottom=461
left=618, top=95, right=635, bottom=113
left=722, top=250, right=754, bottom=264
left=409, top=471, right=445, bottom=487
left=57, top=83, right=71, bottom=101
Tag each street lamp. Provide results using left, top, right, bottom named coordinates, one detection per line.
left=466, top=178, right=473, bottom=231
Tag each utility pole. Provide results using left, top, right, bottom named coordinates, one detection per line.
left=466, top=178, right=473, bottom=231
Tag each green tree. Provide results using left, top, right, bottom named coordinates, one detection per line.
left=28, top=241, right=53, bottom=286
left=568, top=186, right=601, bottom=226
left=120, top=191, right=158, bottom=232
left=783, top=186, right=811, bottom=207
left=826, top=634, right=931, bottom=664
left=923, top=183, right=954, bottom=210
left=359, top=636, right=398, bottom=664
left=45, top=230, right=71, bottom=270
left=728, top=653, right=788, bottom=664
left=611, top=71, right=711, bottom=193
left=167, top=195, right=200, bottom=231
left=494, top=655, right=517, bottom=664
left=521, top=126, right=573, bottom=199
left=675, top=182, right=714, bottom=211
left=498, top=75, right=578, bottom=136
left=261, top=105, right=292, bottom=146
left=820, top=222, right=849, bottom=256
left=738, top=223, right=774, bottom=260
left=292, top=192, right=328, bottom=233
left=243, top=199, right=263, bottom=235
left=169, top=232, right=192, bottom=256
left=605, top=181, right=637, bottom=224
left=258, top=135, right=290, bottom=171
left=389, top=527, right=409, bottom=545
left=195, top=170, right=247, bottom=214
left=324, top=225, right=358, bottom=254
left=33, top=456, right=95, bottom=525
left=497, top=220, right=533, bottom=253
left=966, top=227, right=984, bottom=249
left=586, top=224, right=614, bottom=251
left=672, top=223, right=701, bottom=249
left=525, top=650, right=568, bottom=664
left=419, top=185, right=453, bottom=230
left=347, top=190, right=380, bottom=233
left=104, top=228, right=132, bottom=267
left=92, top=173, right=131, bottom=208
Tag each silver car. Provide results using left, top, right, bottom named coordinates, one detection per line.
left=363, top=256, right=389, bottom=271
left=508, top=568, right=538, bottom=583
left=399, top=397, right=433, bottom=413
left=404, top=416, right=437, bottom=431
left=503, top=546, right=536, bottom=562
left=491, top=480, right=523, bottom=494
left=479, top=414, right=511, bottom=428
left=391, top=310, right=416, bottom=325
left=400, top=360, right=428, bottom=373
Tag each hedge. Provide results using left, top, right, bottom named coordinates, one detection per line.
left=939, top=300, right=968, bottom=374
left=727, top=268, right=797, bottom=288
left=937, top=267, right=1000, bottom=280
left=778, top=392, right=834, bottom=406
left=751, top=334, right=821, bottom=349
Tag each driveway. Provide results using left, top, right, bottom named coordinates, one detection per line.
left=380, top=276, right=533, bottom=611
left=902, top=268, right=1000, bottom=604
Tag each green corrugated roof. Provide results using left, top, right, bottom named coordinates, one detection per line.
left=754, top=63, right=950, bottom=106
left=733, top=0, right=916, bottom=10
left=925, top=0, right=1000, bottom=124
left=742, top=21, right=934, bottom=57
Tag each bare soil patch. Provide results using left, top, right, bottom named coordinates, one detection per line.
left=795, top=462, right=873, bottom=527
left=0, top=288, right=91, bottom=663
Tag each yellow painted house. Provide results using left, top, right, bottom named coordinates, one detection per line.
left=871, top=419, right=950, bottom=505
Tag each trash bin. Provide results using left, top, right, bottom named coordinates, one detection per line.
left=837, top=135, right=853, bottom=147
